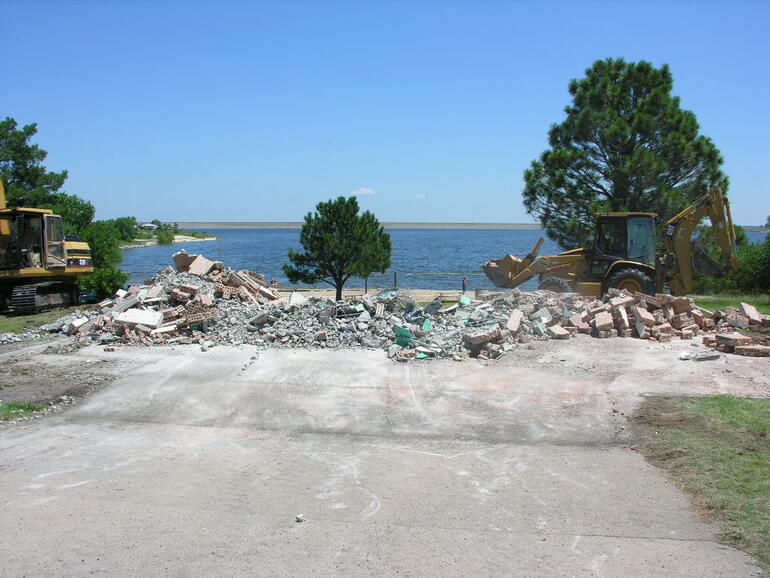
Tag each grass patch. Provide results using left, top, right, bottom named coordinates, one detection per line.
left=0, top=401, right=45, bottom=420
left=692, top=294, right=770, bottom=315
left=180, top=230, right=215, bottom=239
left=633, top=395, right=770, bottom=572
left=0, top=307, right=79, bottom=334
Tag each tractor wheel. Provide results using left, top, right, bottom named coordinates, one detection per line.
left=538, top=277, right=572, bottom=293
left=604, top=268, right=654, bottom=295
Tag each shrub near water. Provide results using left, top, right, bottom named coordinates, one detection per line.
left=156, top=230, right=174, bottom=245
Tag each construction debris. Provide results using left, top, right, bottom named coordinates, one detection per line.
left=39, top=252, right=770, bottom=362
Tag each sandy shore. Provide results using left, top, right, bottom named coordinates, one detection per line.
left=120, top=234, right=219, bottom=249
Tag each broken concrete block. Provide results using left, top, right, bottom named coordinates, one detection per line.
left=464, top=327, right=501, bottom=346
left=734, top=344, right=770, bottom=357
left=693, top=351, right=721, bottom=361
left=634, top=319, right=649, bottom=339
left=114, top=309, right=164, bottom=329
left=671, top=298, right=693, bottom=314
left=188, top=255, right=219, bottom=276
left=614, top=307, right=629, bottom=330
left=593, top=311, right=614, bottom=331
left=569, top=314, right=591, bottom=333
left=172, top=250, right=197, bottom=272
left=506, top=309, right=524, bottom=333
left=609, top=294, right=635, bottom=308
left=177, top=284, right=198, bottom=297
left=533, top=307, right=552, bottom=324
left=724, top=314, right=749, bottom=329
left=547, top=324, right=571, bottom=339
left=170, top=288, right=192, bottom=303
left=115, top=288, right=128, bottom=299
left=289, top=292, right=308, bottom=306
left=715, top=333, right=752, bottom=346
left=740, top=302, right=762, bottom=325
left=632, top=307, right=656, bottom=327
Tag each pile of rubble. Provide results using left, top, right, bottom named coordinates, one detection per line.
left=0, top=331, right=41, bottom=345
left=43, top=250, right=770, bottom=360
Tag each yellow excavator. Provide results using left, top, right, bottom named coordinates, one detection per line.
left=482, top=187, right=740, bottom=296
left=0, top=180, right=93, bottom=313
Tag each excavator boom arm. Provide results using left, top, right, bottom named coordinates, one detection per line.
left=663, top=187, right=740, bottom=295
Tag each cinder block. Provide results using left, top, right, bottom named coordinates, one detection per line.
left=740, top=302, right=762, bottom=325
left=632, top=307, right=656, bottom=326
left=672, top=298, right=693, bottom=314
left=593, top=311, right=614, bottom=331
left=547, top=324, right=571, bottom=339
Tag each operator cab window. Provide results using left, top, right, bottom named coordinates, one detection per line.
left=595, top=219, right=626, bottom=258
left=627, top=216, right=656, bottom=266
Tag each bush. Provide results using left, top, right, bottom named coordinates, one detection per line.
left=77, top=220, right=128, bottom=298
left=697, top=235, right=770, bottom=294
left=77, top=266, right=128, bottom=299
left=156, top=230, right=174, bottom=245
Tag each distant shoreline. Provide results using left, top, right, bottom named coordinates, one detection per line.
left=176, top=222, right=544, bottom=230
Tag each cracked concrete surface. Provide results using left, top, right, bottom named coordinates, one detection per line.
left=0, top=336, right=766, bottom=576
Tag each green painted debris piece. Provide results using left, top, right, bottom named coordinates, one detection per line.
left=416, top=352, right=429, bottom=359
left=459, top=295, right=472, bottom=305
left=422, top=319, right=431, bottom=332
left=394, top=325, right=413, bottom=347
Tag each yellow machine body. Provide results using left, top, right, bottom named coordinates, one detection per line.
left=0, top=181, right=94, bottom=312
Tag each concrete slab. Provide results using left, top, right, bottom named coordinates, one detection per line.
left=0, top=341, right=765, bottom=575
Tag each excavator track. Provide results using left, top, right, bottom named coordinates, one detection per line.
left=9, top=282, right=77, bottom=314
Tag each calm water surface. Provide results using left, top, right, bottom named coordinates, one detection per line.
left=120, top=228, right=768, bottom=292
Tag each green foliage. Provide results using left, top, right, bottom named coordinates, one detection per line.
left=0, top=117, right=67, bottom=205
left=0, top=116, right=135, bottom=297
left=43, top=192, right=95, bottom=234
left=0, top=401, right=45, bottom=420
left=697, top=234, right=770, bottom=294
left=523, top=59, right=727, bottom=249
left=77, top=220, right=127, bottom=297
left=151, top=219, right=179, bottom=232
left=109, top=216, right=138, bottom=242
left=77, top=265, right=128, bottom=298
left=156, top=229, right=174, bottom=245
left=692, top=294, right=770, bottom=315
left=284, top=196, right=391, bottom=301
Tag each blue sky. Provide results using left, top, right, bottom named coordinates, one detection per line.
left=2, top=0, right=768, bottom=224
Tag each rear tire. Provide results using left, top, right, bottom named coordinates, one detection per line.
left=538, top=277, right=572, bottom=293
left=604, top=268, right=654, bottom=295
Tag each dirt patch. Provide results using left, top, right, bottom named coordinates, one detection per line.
left=0, top=360, right=115, bottom=404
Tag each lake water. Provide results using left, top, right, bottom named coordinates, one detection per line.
left=120, top=228, right=768, bottom=292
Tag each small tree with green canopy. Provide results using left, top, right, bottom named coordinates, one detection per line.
left=284, top=196, right=391, bottom=301
left=523, top=58, right=727, bottom=249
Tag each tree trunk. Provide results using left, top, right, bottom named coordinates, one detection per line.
left=335, top=284, right=343, bottom=302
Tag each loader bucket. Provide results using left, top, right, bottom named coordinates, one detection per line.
left=481, top=254, right=524, bottom=288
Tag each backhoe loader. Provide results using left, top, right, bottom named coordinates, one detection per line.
left=481, top=187, right=740, bottom=296
left=0, top=180, right=93, bottom=312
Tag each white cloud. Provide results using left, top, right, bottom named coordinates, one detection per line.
left=351, top=187, right=377, bottom=196
left=414, top=193, right=425, bottom=199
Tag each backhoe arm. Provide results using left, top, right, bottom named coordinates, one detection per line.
left=663, top=187, right=740, bottom=295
